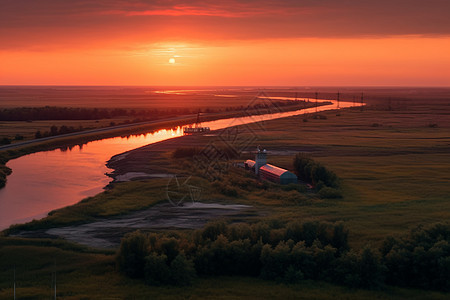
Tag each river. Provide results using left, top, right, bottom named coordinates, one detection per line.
left=0, top=99, right=358, bottom=229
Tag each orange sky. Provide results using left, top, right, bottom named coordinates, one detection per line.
left=1, top=1, right=450, bottom=86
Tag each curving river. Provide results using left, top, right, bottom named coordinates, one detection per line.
left=0, top=99, right=358, bottom=229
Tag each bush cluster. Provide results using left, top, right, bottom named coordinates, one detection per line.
left=117, top=232, right=196, bottom=286
left=117, top=221, right=450, bottom=291
left=172, top=147, right=201, bottom=159
left=293, top=153, right=341, bottom=198
left=0, top=137, right=11, bottom=145
left=0, top=165, right=12, bottom=188
left=117, top=220, right=352, bottom=286
left=35, top=125, right=90, bottom=139
left=381, top=223, right=450, bottom=291
left=293, top=154, right=339, bottom=188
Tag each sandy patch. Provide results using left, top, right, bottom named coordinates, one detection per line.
left=115, top=172, right=174, bottom=182
left=26, top=202, right=259, bottom=249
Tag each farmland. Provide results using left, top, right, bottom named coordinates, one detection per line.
left=1, top=87, right=449, bottom=298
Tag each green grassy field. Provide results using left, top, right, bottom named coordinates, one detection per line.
left=254, top=104, right=450, bottom=247
left=4, top=101, right=449, bottom=245
left=1, top=94, right=449, bottom=298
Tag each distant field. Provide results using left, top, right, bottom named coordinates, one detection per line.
left=1, top=88, right=450, bottom=298
left=0, top=86, right=275, bottom=109
left=10, top=92, right=450, bottom=247
left=2, top=86, right=450, bottom=109
left=257, top=99, right=450, bottom=246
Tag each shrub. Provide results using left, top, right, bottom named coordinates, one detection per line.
left=282, top=183, right=307, bottom=193
left=144, top=253, right=171, bottom=285
left=382, top=223, right=450, bottom=291
left=201, top=221, right=228, bottom=242
left=318, top=187, right=342, bottom=199
left=293, top=153, right=339, bottom=188
left=0, top=137, right=11, bottom=145
left=169, top=254, right=196, bottom=286
left=172, top=147, right=201, bottom=158
left=116, top=231, right=149, bottom=278
left=284, top=265, right=304, bottom=283
left=333, top=250, right=362, bottom=287
left=359, top=247, right=386, bottom=289
left=260, top=242, right=292, bottom=280
left=212, top=180, right=239, bottom=197
left=331, top=223, right=349, bottom=254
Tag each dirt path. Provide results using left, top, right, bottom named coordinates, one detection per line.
left=14, top=202, right=261, bottom=248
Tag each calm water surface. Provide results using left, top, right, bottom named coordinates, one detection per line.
left=0, top=100, right=356, bottom=229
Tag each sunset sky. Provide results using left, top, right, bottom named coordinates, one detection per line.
left=1, top=0, right=450, bottom=86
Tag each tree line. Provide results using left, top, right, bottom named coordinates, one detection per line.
left=34, top=125, right=91, bottom=139
left=0, top=106, right=203, bottom=121
left=116, top=221, right=450, bottom=291
left=0, top=100, right=308, bottom=122
left=0, top=107, right=129, bottom=121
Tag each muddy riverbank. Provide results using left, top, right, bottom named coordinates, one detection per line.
left=14, top=202, right=261, bottom=248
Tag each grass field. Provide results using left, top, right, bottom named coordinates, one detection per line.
left=5, top=97, right=449, bottom=247
left=1, top=89, right=449, bottom=298
left=0, top=86, right=303, bottom=109
left=1, top=86, right=449, bottom=108
left=253, top=101, right=450, bottom=246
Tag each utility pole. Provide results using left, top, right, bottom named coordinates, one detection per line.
left=337, top=91, right=340, bottom=109
left=52, top=260, right=56, bottom=300
left=14, top=266, right=16, bottom=300
left=315, top=92, right=318, bottom=113
left=361, top=92, right=364, bottom=112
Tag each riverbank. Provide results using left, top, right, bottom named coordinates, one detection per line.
left=6, top=97, right=449, bottom=246
left=2, top=98, right=344, bottom=234
left=0, top=100, right=325, bottom=189
left=2, top=97, right=449, bottom=298
left=1, top=99, right=337, bottom=231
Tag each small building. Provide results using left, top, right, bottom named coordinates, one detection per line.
left=245, top=160, right=255, bottom=171
left=244, top=147, right=298, bottom=185
left=259, top=164, right=298, bottom=185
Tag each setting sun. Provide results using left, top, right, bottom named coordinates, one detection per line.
left=0, top=1, right=450, bottom=297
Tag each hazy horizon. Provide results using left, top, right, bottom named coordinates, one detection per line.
left=2, top=85, right=450, bottom=88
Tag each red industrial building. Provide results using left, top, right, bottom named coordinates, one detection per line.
left=245, top=148, right=297, bottom=185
